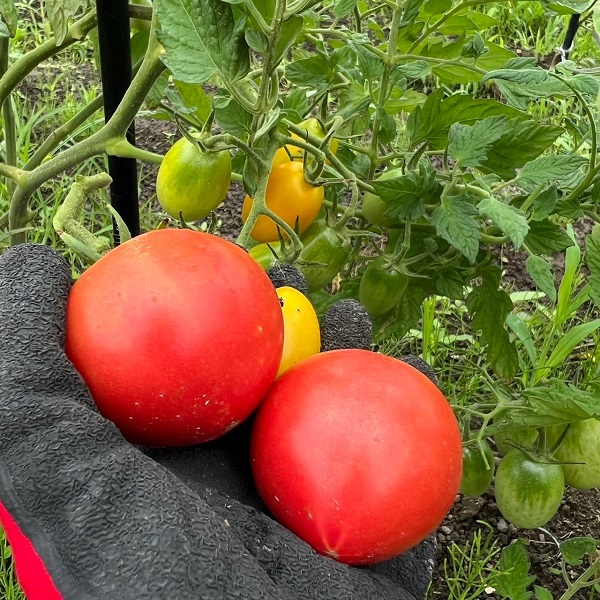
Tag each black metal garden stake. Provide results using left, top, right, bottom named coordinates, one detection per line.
left=96, top=0, right=140, bottom=242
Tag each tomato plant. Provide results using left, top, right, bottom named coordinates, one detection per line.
left=460, top=441, right=495, bottom=497
left=242, top=161, right=324, bottom=243
left=276, top=286, right=320, bottom=376
left=156, top=137, right=231, bottom=222
left=494, top=449, right=564, bottom=529
left=65, top=229, right=284, bottom=447
left=553, top=419, right=600, bottom=490
left=250, top=349, right=463, bottom=565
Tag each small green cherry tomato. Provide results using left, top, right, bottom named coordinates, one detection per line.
left=553, top=419, right=600, bottom=490
left=296, top=221, right=351, bottom=293
left=361, top=168, right=403, bottom=227
left=494, top=449, right=564, bottom=529
left=156, top=137, right=231, bottom=222
left=358, top=258, right=409, bottom=317
left=460, top=441, right=495, bottom=497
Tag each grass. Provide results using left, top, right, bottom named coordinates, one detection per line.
left=0, top=529, right=24, bottom=600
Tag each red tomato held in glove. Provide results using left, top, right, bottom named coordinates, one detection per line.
left=250, top=349, right=462, bottom=565
left=65, top=229, right=284, bottom=447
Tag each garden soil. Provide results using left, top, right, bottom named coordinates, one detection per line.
left=16, top=61, right=600, bottom=598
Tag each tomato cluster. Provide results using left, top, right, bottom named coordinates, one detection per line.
left=66, top=229, right=463, bottom=565
left=460, top=420, right=600, bottom=530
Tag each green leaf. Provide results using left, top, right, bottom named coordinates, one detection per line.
left=374, top=165, right=441, bottom=221
left=448, top=116, right=507, bottom=169
left=559, top=537, right=598, bottom=566
left=285, top=55, right=332, bottom=88
left=350, top=42, right=385, bottom=81
left=461, top=32, right=489, bottom=59
left=492, top=539, right=535, bottom=600
left=407, top=91, right=523, bottom=150
left=396, top=60, right=432, bottom=79
left=435, top=268, right=466, bottom=300
left=400, top=0, right=421, bottom=25
left=156, top=0, right=250, bottom=84
left=517, top=155, right=588, bottom=186
left=429, top=40, right=515, bottom=85
left=245, top=28, right=268, bottom=53
left=0, top=0, right=17, bottom=36
left=431, top=195, right=480, bottom=264
left=422, top=0, right=452, bottom=14
left=105, top=204, right=132, bottom=244
left=531, top=185, right=558, bottom=221
left=478, top=197, right=529, bottom=248
left=525, top=220, right=574, bottom=255
left=45, top=0, right=87, bottom=45
left=283, top=87, right=308, bottom=116
left=586, top=231, right=600, bottom=307
left=439, top=11, right=498, bottom=34
left=333, top=0, right=357, bottom=18
left=526, top=255, right=556, bottom=302
left=480, top=119, right=563, bottom=180
left=483, top=67, right=549, bottom=85
left=274, top=16, right=303, bottom=63
left=504, top=380, right=600, bottom=429
left=466, top=266, right=519, bottom=379
left=173, top=81, right=213, bottom=123
left=506, top=313, right=538, bottom=365
left=214, top=96, right=253, bottom=136
left=534, top=586, right=553, bottom=600
left=545, top=319, right=600, bottom=373
left=542, top=0, right=596, bottom=14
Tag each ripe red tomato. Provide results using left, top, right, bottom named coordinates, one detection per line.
left=65, top=229, right=284, bottom=447
left=250, top=349, right=462, bottom=565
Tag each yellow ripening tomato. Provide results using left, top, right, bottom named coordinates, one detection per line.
left=276, top=286, right=321, bottom=377
left=272, top=118, right=339, bottom=167
left=242, top=161, right=324, bottom=243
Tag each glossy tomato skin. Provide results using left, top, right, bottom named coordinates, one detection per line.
left=250, top=349, right=463, bottom=565
left=156, top=137, right=231, bottom=222
left=494, top=449, right=564, bottom=529
left=66, top=229, right=283, bottom=447
left=296, top=220, right=352, bottom=293
left=361, top=168, right=403, bottom=227
left=459, top=441, right=495, bottom=497
left=242, top=161, right=324, bottom=243
left=276, top=286, right=320, bottom=376
left=358, top=258, right=409, bottom=317
left=554, top=419, right=600, bottom=490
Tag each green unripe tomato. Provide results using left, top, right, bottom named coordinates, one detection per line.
left=362, top=168, right=403, bottom=227
left=156, top=137, right=232, bottom=222
left=459, top=441, right=495, bottom=497
left=553, top=419, right=600, bottom=490
left=358, top=258, right=409, bottom=317
left=494, top=449, right=564, bottom=529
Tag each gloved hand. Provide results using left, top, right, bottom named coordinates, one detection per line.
left=0, top=243, right=436, bottom=600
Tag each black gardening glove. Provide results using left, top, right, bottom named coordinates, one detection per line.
left=0, top=243, right=436, bottom=600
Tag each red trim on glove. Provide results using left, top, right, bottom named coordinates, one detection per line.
left=0, top=501, right=63, bottom=600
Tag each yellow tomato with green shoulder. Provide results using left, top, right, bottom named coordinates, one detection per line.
left=276, top=286, right=321, bottom=377
left=156, top=137, right=231, bottom=222
left=273, top=118, right=339, bottom=167
left=242, top=161, right=324, bottom=243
